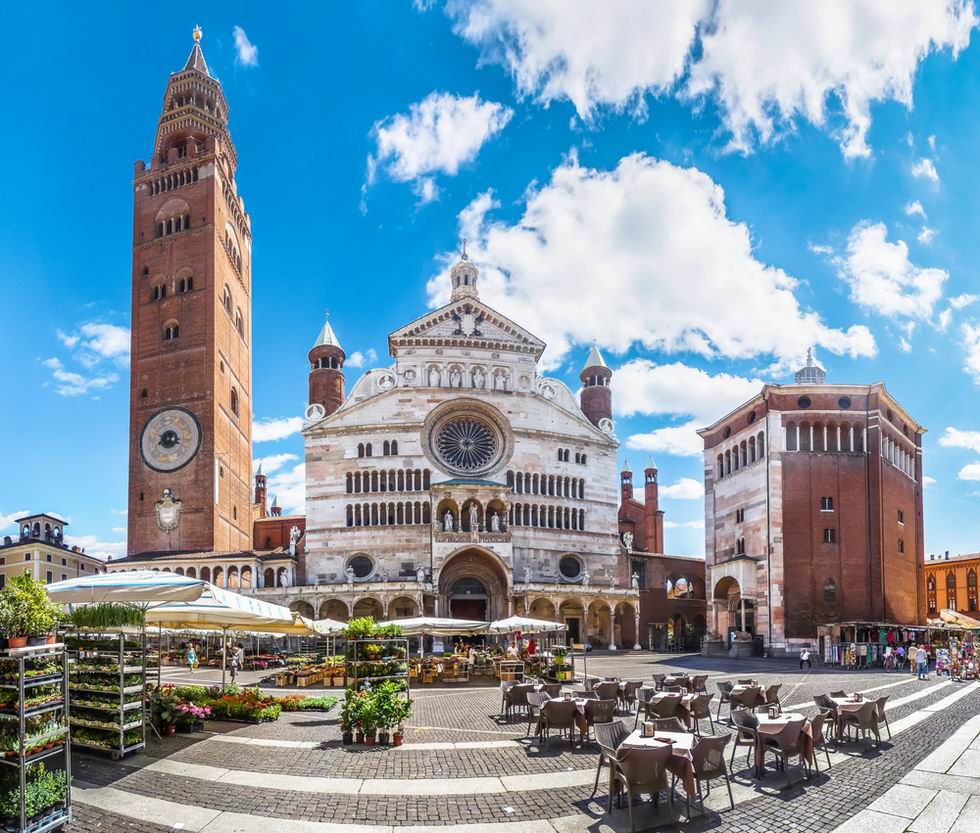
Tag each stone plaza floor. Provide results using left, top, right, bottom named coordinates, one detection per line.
left=62, top=652, right=980, bottom=832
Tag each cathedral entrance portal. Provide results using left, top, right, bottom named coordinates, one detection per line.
left=437, top=548, right=509, bottom=621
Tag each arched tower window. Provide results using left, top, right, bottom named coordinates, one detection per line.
left=230, top=387, right=239, bottom=416
left=223, top=285, right=232, bottom=315
left=163, top=320, right=180, bottom=340
left=235, top=308, right=244, bottom=338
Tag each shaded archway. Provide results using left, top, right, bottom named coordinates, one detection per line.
left=587, top=599, right=613, bottom=649
left=438, top=547, right=509, bottom=621
left=387, top=596, right=419, bottom=619
left=212, top=566, right=225, bottom=588
left=289, top=600, right=314, bottom=619
left=353, top=597, right=384, bottom=620
left=199, top=566, right=211, bottom=583
left=263, top=568, right=274, bottom=587
left=559, top=598, right=585, bottom=645
left=614, top=601, right=637, bottom=649
left=240, top=567, right=253, bottom=588
left=528, top=597, right=557, bottom=621
left=320, top=599, right=349, bottom=621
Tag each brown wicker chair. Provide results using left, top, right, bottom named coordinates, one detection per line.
left=874, top=695, right=891, bottom=740
left=689, top=693, right=715, bottom=736
left=729, top=708, right=759, bottom=771
left=503, top=682, right=535, bottom=720
left=651, top=673, right=667, bottom=691
left=685, top=733, right=734, bottom=817
left=538, top=699, right=578, bottom=746
left=621, top=680, right=643, bottom=711
left=716, top=680, right=734, bottom=720
left=763, top=684, right=782, bottom=707
left=760, top=718, right=809, bottom=789
left=813, top=695, right=839, bottom=739
left=594, top=681, right=621, bottom=702
left=810, top=711, right=833, bottom=771
left=539, top=683, right=562, bottom=698
left=691, top=674, right=709, bottom=694
left=584, top=697, right=617, bottom=742
left=634, top=687, right=655, bottom=729
left=610, top=744, right=673, bottom=832
left=592, top=719, right=629, bottom=797
left=652, top=716, right=686, bottom=732
left=525, top=691, right=550, bottom=738
left=728, top=688, right=762, bottom=718
left=829, top=690, right=847, bottom=699
left=838, top=700, right=880, bottom=749
left=649, top=696, right=680, bottom=721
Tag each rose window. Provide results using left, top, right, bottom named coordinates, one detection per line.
left=436, top=417, right=498, bottom=472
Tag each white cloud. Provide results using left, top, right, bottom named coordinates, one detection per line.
left=957, top=462, right=980, bottom=481
left=428, top=153, right=875, bottom=369
left=911, top=157, right=940, bottom=184
left=0, top=510, right=30, bottom=533
left=659, top=478, right=704, bottom=500
left=905, top=200, right=927, bottom=220
left=663, top=519, right=705, bottom=530
left=961, top=322, right=980, bottom=384
left=808, top=242, right=833, bottom=255
left=252, top=416, right=303, bottom=443
left=951, top=294, right=980, bottom=311
left=923, top=475, right=937, bottom=488
left=42, top=357, right=118, bottom=397
left=447, top=0, right=708, bottom=118
left=267, top=463, right=305, bottom=516
left=836, top=222, right=947, bottom=320
left=233, top=26, right=259, bottom=67
left=253, top=453, right=299, bottom=476
left=917, top=226, right=936, bottom=245
left=614, top=360, right=764, bottom=458
left=63, top=535, right=119, bottom=561
left=56, top=330, right=79, bottom=349
left=347, top=348, right=379, bottom=369
left=939, top=426, right=980, bottom=453
left=46, top=322, right=129, bottom=397
left=367, top=92, right=512, bottom=202
left=447, top=1, right=976, bottom=158
left=77, top=323, right=130, bottom=363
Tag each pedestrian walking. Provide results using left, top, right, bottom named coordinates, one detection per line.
left=800, top=648, right=812, bottom=670
left=915, top=644, right=928, bottom=680
left=229, top=645, right=240, bottom=683
left=186, top=642, right=197, bottom=674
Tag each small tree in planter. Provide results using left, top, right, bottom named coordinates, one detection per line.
left=0, top=574, right=64, bottom=648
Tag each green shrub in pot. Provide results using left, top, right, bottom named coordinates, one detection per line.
left=0, top=574, right=64, bottom=647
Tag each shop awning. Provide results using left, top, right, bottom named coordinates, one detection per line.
left=145, top=584, right=295, bottom=632
left=928, top=609, right=980, bottom=631
left=45, top=570, right=206, bottom=606
left=376, top=616, right=488, bottom=636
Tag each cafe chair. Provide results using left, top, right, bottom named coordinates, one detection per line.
left=594, top=681, right=621, bottom=703
left=539, top=682, right=562, bottom=698
left=634, top=687, right=656, bottom=729
left=874, top=695, right=891, bottom=740
left=621, top=680, right=643, bottom=711
left=809, top=712, right=833, bottom=771
left=737, top=679, right=755, bottom=685
left=651, top=673, right=667, bottom=691
left=539, top=699, right=578, bottom=747
left=686, top=733, right=734, bottom=817
left=652, top=716, right=686, bottom=732
left=837, top=701, right=880, bottom=749
left=585, top=698, right=617, bottom=743
left=503, top=682, right=535, bottom=721
left=728, top=688, right=763, bottom=719
left=525, top=691, right=550, bottom=738
left=729, top=708, right=759, bottom=771
left=761, top=718, right=809, bottom=789
left=610, top=745, right=673, bottom=833
left=592, top=719, right=629, bottom=798
left=691, top=674, right=709, bottom=694
left=829, top=690, right=847, bottom=699
left=662, top=686, right=684, bottom=694
left=650, top=696, right=681, bottom=721
left=716, top=680, right=734, bottom=720
left=763, top=684, right=782, bottom=708
left=689, top=693, right=715, bottom=736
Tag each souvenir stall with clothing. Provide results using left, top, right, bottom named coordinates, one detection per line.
left=817, top=621, right=929, bottom=668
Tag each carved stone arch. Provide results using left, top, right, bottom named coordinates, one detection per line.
left=437, top=546, right=510, bottom=621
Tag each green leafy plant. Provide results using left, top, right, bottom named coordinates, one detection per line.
left=68, top=603, right=145, bottom=630
left=0, top=574, right=64, bottom=639
left=342, top=617, right=377, bottom=640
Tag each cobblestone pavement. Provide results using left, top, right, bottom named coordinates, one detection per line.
left=63, top=652, right=974, bottom=831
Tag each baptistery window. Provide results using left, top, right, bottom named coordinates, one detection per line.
left=559, top=556, right=583, bottom=580
left=436, top=416, right=498, bottom=472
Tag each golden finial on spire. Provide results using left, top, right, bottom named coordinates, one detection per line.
left=193, top=25, right=203, bottom=43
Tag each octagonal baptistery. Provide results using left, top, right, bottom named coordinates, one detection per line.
left=300, top=253, right=632, bottom=630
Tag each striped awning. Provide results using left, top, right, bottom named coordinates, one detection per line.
left=45, top=570, right=205, bottom=605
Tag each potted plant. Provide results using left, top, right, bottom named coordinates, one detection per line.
left=358, top=696, right=378, bottom=746
left=0, top=575, right=64, bottom=649
left=148, top=686, right=180, bottom=735
left=339, top=690, right=358, bottom=745
left=391, top=696, right=412, bottom=746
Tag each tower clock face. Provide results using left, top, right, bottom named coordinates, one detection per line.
left=140, top=407, right=202, bottom=473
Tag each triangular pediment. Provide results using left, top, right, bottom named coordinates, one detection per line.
left=388, top=298, right=546, bottom=358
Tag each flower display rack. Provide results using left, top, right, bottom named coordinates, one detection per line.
left=0, top=644, right=72, bottom=832
left=66, top=630, right=145, bottom=760
left=346, top=638, right=410, bottom=693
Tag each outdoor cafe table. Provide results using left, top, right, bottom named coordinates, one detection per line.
left=829, top=695, right=874, bottom=739
left=620, top=729, right=697, bottom=796
left=639, top=687, right=696, bottom=728
left=663, top=674, right=693, bottom=689
left=730, top=683, right=762, bottom=696
left=751, top=712, right=814, bottom=778
left=533, top=697, right=590, bottom=741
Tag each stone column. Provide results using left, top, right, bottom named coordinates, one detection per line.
left=608, top=609, right=616, bottom=651
left=633, top=611, right=641, bottom=650
left=740, top=597, right=746, bottom=632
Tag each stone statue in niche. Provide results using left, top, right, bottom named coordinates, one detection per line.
left=524, top=565, right=531, bottom=586
left=416, top=563, right=427, bottom=584
left=631, top=572, right=640, bottom=589
left=345, top=566, right=355, bottom=589
left=582, top=569, right=591, bottom=586
left=495, top=373, right=507, bottom=390
left=468, top=503, right=479, bottom=532
left=288, top=525, right=300, bottom=556
left=472, top=368, right=485, bottom=389
left=622, top=531, right=634, bottom=553
left=489, top=512, right=500, bottom=532
left=429, top=367, right=441, bottom=387
left=450, top=368, right=462, bottom=387
left=443, top=510, right=454, bottom=532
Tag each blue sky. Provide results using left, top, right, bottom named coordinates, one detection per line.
left=3, top=1, right=980, bottom=561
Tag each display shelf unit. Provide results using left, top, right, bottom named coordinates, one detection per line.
left=0, top=644, right=72, bottom=833
left=65, top=631, right=146, bottom=760
left=346, top=638, right=410, bottom=694
left=546, top=650, right=573, bottom=683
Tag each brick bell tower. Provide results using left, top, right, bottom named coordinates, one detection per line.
left=308, top=315, right=345, bottom=417
left=579, top=342, right=612, bottom=428
left=128, top=28, right=253, bottom=555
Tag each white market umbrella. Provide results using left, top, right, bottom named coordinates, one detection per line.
left=488, top=616, right=566, bottom=635
left=376, top=616, right=488, bottom=659
left=146, top=584, right=296, bottom=687
left=45, top=570, right=206, bottom=606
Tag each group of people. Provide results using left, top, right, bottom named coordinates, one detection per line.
left=883, top=643, right=931, bottom=678
left=183, top=641, right=247, bottom=680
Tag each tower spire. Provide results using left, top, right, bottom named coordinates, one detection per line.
left=794, top=346, right=826, bottom=385
left=183, top=26, right=211, bottom=76
left=450, top=246, right=479, bottom=301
